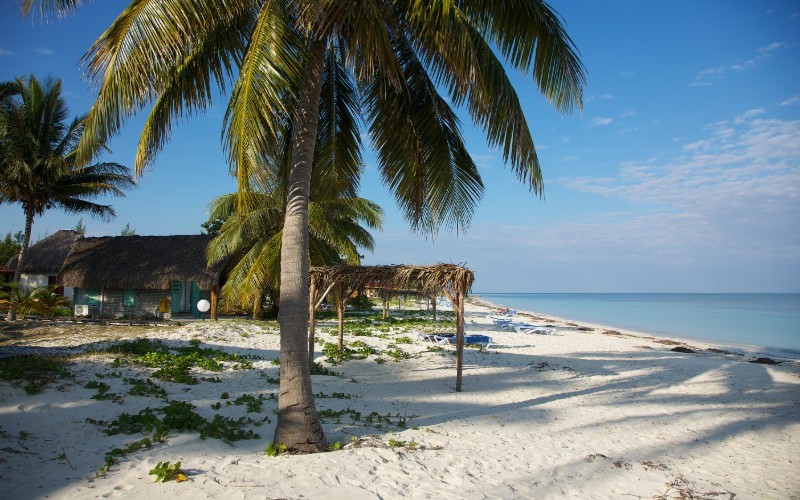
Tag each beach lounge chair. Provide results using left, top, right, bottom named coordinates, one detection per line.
left=417, top=332, right=440, bottom=342
left=513, top=325, right=556, bottom=335
left=435, top=334, right=493, bottom=348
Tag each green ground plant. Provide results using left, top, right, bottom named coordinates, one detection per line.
left=0, top=355, right=73, bottom=394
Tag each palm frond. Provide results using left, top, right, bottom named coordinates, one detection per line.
left=363, top=34, right=483, bottom=234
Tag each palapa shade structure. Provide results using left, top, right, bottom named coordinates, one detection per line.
left=309, top=264, right=474, bottom=391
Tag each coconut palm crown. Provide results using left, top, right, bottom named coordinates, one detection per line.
left=24, top=0, right=585, bottom=451
left=0, top=75, right=135, bottom=309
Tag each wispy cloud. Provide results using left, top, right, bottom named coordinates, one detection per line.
left=33, top=47, right=56, bottom=56
left=733, top=108, right=766, bottom=124
left=0, top=49, right=14, bottom=56
left=590, top=117, right=613, bottom=127
left=691, top=42, right=788, bottom=86
left=780, top=94, right=800, bottom=106
left=561, top=112, right=800, bottom=262
left=471, top=153, right=498, bottom=170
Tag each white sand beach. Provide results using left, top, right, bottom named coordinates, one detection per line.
left=1, top=301, right=798, bottom=499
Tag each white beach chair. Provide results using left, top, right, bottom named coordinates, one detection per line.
left=514, top=325, right=556, bottom=335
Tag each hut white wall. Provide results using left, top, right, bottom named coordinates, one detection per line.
left=20, top=273, right=74, bottom=300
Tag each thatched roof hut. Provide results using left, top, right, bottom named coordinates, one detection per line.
left=59, top=235, right=225, bottom=290
left=6, top=230, right=81, bottom=272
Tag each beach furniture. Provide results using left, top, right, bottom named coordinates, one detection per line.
left=513, top=325, right=556, bottom=335
left=435, top=334, right=493, bottom=348
left=488, top=316, right=514, bottom=328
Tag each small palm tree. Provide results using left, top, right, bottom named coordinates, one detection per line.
left=0, top=75, right=135, bottom=319
left=0, top=283, right=38, bottom=319
left=31, top=285, right=72, bottom=317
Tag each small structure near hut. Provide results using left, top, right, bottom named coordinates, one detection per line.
left=309, top=264, right=474, bottom=391
left=5, top=230, right=81, bottom=299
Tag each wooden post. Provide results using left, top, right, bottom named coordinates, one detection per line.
left=431, top=294, right=437, bottom=322
left=308, top=280, right=317, bottom=370
left=382, top=296, right=388, bottom=320
left=455, top=291, right=465, bottom=392
left=337, top=286, right=345, bottom=351
left=210, top=286, right=218, bottom=321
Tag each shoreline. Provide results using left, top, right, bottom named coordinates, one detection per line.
left=468, top=295, right=800, bottom=362
left=1, top=301, right=799, bottom=498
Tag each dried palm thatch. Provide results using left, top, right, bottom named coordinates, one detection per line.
left=309, top=263, right=474, bottom=299
left=309, top=263, right=474, bottom=391
left=6, top=230, right=81, bottom=272
left=59, top=235, right=227, bottom=290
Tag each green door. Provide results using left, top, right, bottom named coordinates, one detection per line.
left=191, top=282, right=201, bottom=318
left=171, top=281, right=181, bottom=313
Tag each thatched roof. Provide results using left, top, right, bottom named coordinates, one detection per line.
left=310, top=264, right=474, bottom=298
left=6, top=230, right=81, bottom=272
left=59, top=235, right=225, bottom=289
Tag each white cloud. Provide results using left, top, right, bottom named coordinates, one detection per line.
left=33, top=47, right=55, bottom=56
left=780, top=94, right=800, bottom=106
left=561, top=113, right=800, bottom=262
left=620, top=110, right=636, bottom=118
left=733, top=108, right=766, bottom=124
left=590, top=117, right=613, bottom=127
left=691, top=43, right=787, bottom=86
left=471, top=153, right=497, bottom=169
left=0, top=49, right=14, bottom=56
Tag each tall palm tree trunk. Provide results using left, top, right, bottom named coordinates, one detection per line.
left=8, top=208, right=34, bottom=321
left=274, top=39, right=328, bottom=452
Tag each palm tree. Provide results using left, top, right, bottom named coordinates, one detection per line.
left=0, top=74, right=135, bottom=319
left=206, top=184, right=383, bottom=318
left=25, top=0, right=585, bottom=451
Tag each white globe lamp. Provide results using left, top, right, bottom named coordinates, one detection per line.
left=197, top=299, right=211, bottom=320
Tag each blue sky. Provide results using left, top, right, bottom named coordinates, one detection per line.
left=1, top=1, right=798, bottom=292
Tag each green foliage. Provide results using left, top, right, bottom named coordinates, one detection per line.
left=85, top=380, right=123, bottom=404
left=149, top=461, right=184, bottom=483
left=107, top=339, right=254, bottom=385
left=120, top=223, right=136, bottom=236
left=387, top=439, right=417, bottom=449
left=347, top=294, right=374, bottom=311
left=384, top=346, right=410, bottom=362
left=0, top=355, right=72, bottom=394
left=200, top=415, right=262, bottom=444
left=232, top=393, right=267, bottom=413
left=30, top=286, right=71, bottom=317
left=266, top=442, right=287, bottom=457
left=0, top=284, right=38, bottom=319
left=395, top=336, right=413, bottom=344
left=310, top=362, right=338, bottom=376
left=0, top=232, right=21, bottom=267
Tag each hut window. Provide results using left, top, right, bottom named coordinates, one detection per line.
left=85, top=288, right=100, bottom=306
left=123, top=289, right=136, bottom=307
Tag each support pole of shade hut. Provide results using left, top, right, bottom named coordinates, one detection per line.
left=337, top=286, right=345, bottom=351
left=431, top=293, right=437, bottom=322
left=308, top=279, right=317, bottom=370
left=455, top=291, right=465, bottom=392
left=210, top=286, right=218, bottom=321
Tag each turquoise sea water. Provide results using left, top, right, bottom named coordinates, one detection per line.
left=475, top=293, right=800, bottom=356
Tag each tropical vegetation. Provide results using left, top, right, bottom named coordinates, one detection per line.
left=23, top=0, right=585, bottom=452
left=0, top=74, right=135, bottom=319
